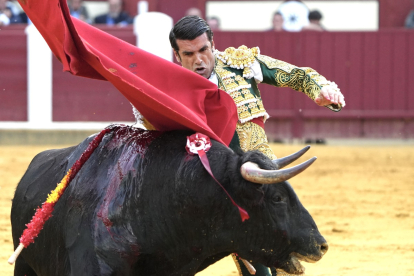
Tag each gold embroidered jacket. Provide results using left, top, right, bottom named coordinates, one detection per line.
left=137, top=45, right=342, bottom=160
left=214, top=45, right=342, bottom=125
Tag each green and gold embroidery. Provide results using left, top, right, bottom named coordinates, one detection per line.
left=236, top=122, right=276, bottom=160
left=257, top=99, right=265, bottom=110
left=235, top=75, right=250, bottom=89
left=215, top=46, right=260, bottom=78
left=215, top=66, right=235, bottom=80
left=237, top=105, right=251, bottom=121
left=257, top=54, right=330, bottom=101
left=214, top=50, right=269, bottom=123
left=248, top=102, right=260, bottom=116
left=230, top=91, right=245, bottom=106
left=241, top=89, right=255, bottom=101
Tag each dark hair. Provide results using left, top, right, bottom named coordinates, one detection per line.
left=273, top=11, right=283, bottom=17
left=308, top=10, right=322, bottom=21
left=169, top=15, right=213, bottom=52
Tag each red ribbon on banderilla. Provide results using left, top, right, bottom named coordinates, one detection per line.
left=186, top=133, right=249, bottom=222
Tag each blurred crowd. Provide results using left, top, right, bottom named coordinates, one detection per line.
left=0, top=0, right=27, bottom=26
left=0, top=0, right=134, bottom=27
left=1, top=0, right=414, bottom=30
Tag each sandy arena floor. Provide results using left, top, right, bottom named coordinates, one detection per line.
left=0, top=143, right=413, bottom=275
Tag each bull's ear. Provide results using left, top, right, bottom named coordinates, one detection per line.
left=241, top=182, right=265, bottom=207
left=234, top=173, right=266, bottom=206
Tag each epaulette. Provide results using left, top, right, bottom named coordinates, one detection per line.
left=215, top=45, right=260, bottom=78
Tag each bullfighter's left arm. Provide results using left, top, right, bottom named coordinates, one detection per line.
left=256, top=54, right=345, bottom=111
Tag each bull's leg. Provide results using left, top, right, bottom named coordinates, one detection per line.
left=14, top=256, right=37, bottom=276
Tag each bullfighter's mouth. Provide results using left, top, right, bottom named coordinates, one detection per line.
left=276, top=252, right=322, bottom=275
left=194, top=67, right=206, bottom=75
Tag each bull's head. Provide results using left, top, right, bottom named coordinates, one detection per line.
left=130, top=131, right=328, bottom=275
left=233, top=147, right=328, bottom=275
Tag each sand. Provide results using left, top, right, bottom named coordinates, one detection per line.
left=1, top=143, right=413, bottom=275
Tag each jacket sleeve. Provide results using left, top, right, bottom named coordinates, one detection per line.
left=256, top=54, right=342, bottom=112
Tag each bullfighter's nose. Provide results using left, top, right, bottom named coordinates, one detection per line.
left=320, top=242, right=329, bottom=256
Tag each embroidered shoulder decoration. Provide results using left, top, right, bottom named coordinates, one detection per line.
left=215, top=46, right=260, bottom=78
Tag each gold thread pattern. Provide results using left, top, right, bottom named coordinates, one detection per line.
left=241, top=88, right=255, bottom=100
left=230, top=91, right=245, bottom=106
left=256, top=54, right=331, bottom=101
left=216, top=46, right=260, bottom=69
left=215, top=46, right=260, bottom=78
left=248, top=102, right=260, bottom=116
left=237, top=105, right=251, bottom=121
left=236, top=122, right=276, bottom=160
left=215, top=66, right=235, bottom=80
left=235, top=75, right=249, bottom=87
left=214, top=55, right=268, bottom=123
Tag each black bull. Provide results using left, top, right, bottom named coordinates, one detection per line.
left=11, top=127, right=328, bottom=276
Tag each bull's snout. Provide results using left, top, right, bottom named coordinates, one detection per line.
left=320, top=242, right=329, bottom=256
left=291, top=241, right=329, bottom=265
left=284, top=242, right=328, bottom=275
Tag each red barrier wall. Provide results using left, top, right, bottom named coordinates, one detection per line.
left=1, top=26, right=413, bottom=138
left=0, top=25, right=27, bottom=121
left=212, top=30, right=414, bottom=139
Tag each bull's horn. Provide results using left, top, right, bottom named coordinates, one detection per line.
left=272, top=146, right=311, bottom=169
left=241, top=157, right=317, bottom=184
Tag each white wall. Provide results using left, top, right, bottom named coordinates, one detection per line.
left=206, top=1, right=379, bottom=31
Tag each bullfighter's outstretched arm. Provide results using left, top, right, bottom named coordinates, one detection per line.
left=256, top=54, right=345, bottom=111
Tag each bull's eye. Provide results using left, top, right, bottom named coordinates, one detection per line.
left=272, top=196, right=283, bottom=203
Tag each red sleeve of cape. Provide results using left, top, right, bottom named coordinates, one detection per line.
left=17, top=0, right=238, bottom=145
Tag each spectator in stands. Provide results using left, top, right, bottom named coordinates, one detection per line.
left=68, top=0, right=90, bottom=23
left=94, top=0, right=133, bottom=26
left=185, top=7, right=202, bottom=18
left=405, top=3, right=414, bottom=28
left=206, top=16, right=220, bottom=30
left=270, top=11, right=285, bottom=31
left=0, top=13, right=9, bottom=26
left=0, top=0, right=24, bottom=25
left=302, top=10, right=325, bottom=31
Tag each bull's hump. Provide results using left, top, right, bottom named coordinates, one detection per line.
left=106, top=125, right=162, bottom=155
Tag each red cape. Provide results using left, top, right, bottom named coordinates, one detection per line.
left=18, top=0, right=237, bottom=145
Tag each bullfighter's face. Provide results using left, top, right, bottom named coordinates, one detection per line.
left=174, top=33, right=215, bottom=79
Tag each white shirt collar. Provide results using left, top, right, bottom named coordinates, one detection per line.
left=208, top=70, right=219, bottom=86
